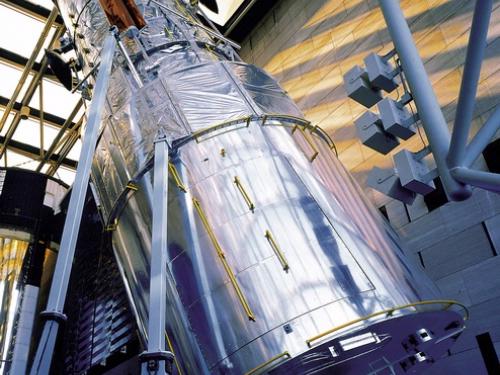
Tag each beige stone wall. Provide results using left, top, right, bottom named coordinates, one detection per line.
left=240, top=1, right=500, bottom=373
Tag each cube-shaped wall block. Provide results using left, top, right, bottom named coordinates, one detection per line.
left=378, top=98, right=416, bottom=140
left=364, top=53, right=398, bottom=93
left=343, top=65, right=383, bottom=108
left=394, top=149, right=436, bottom=195
left=367, top=167, right=416, bottom=205
left=355, top=111, right=399, bottom=154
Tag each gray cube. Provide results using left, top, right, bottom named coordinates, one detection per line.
left=343, top=65, right=382, bottom=108
left=355, top=111, right=399, bottom=154
left=367, top=167, right=416, bottom=205
left=394, top=149, right=436, bottom=195
left=364, top=53, right=398, bottom=93
left=378, top=98, right=416, bottom=140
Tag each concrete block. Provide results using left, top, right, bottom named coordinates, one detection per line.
left=343, top=65, right=382, bottom=108
left=484, top=214, right=500, bottom=254
left=462, top=256, right=500, bottom=305
left=364, top=52, right=398, bottom=92
left=355, top=111, right=400, bottom=154
left=394, top=149, right=435, bottom=195
left=419, top=224, right=493, bottom=279
left=377, top=98, right=416, bottom=140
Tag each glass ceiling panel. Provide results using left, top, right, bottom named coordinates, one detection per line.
left=0, top=5, right=49, bottom=59
left=29, top=81, right=81, bottom=119
left=0, top=64, right=30, bottom=100
left=30, top=0, right=54, bottom=9
left=55, top=166, right=75, bottom=185
left=11, top=117, right=60, bottom=150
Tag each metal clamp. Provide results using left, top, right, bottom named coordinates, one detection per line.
left=234, top=176, right=255, bottom=212
left=244, top=351, right=291, bottom=375
left=292, top=125, right=319, bottom=162
left=264, top=230, right=289, bottom=272
left=192, top=197, right=256, bottom=321
left=126, top=182, right=139, bottom=191
left=139, top=350, right=174, bottom=374
left=168, top=162, right=187, bottom=192
left=39, top=310, right=68, bottom=323
left=105, top=218, right=118, bottom=232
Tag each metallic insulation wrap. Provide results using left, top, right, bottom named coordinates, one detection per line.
left=54, top=1, right=464, bottom=373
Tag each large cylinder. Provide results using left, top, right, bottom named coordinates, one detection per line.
left=54, top=1, right=467, bottom=373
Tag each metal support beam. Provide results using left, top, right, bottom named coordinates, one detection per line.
left=36, top=99, right=83, bottom=172
left=139, top=130, right=174, bottom=375
left=0, top=47, right=57, bottom=82
left=378, top=0, right=471, bottom=201
left=1, top=0, right=63, bottom=24
left=451, top=167, right=500, bottom=193
left=29, top=33, right=116, bottom=375
left=0, top=135, right=77, bottom=169
left=46, top=117, right=83, bottom=176
left=0, top=95, right=76, bottom=129
left=0, top=23, right=64, bottom=159
left=448, top=0, right=492, bottom=168
left=463, top=106, right=500, bottom=167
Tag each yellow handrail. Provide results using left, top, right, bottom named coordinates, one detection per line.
left=305, top=299, right=469, bottom=347
left=292, top=125, right=319, bottom=162
left=168, top=162, right=187, bottom=192
left=192, top=198, right=256, bottom=321
left=244, top=351, right=290, bottom=375
left=265, top=230, right=289, bottom=272
left=126, top=182, right=139, bottom=191
left=192, top=116, right=252, bottom=142
left=234, top=176, right=255, bottom=212
left=165, top=331, right=183, bottom=375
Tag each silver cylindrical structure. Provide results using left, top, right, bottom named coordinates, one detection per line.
left=53, top=1, right=467, bottom=373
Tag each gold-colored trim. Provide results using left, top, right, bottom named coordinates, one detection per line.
left=244, top=351, right=291, bottom=375
left=234, top=176, right=255, bottom=212
left=292, top=125, right=319, bottom=162
left=192, top=116, right=252, bottom=142
left=192, top=197, right=256, bottom=321
left=105, top=218, right=118, bottom=232
left=165, top=331, right=183, bottom=375
left=168, top=162, right=187, bottom=192
left=265, top=230, right=289, bottom=272
left=126, top=182, right=138, bottom=191
left=305, top=299, right=469, bottom=347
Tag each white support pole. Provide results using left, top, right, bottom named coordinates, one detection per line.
left=139, top=129, right=174, bottom=375
left=451, top=167, right=500, bottom=193
left=448, top=0, right=492, bottom=167
left=29, top=32, right=116, bottom=375
left=463, top=106, right=500, bottom=168
left=378, top=0, right=471, bottom=201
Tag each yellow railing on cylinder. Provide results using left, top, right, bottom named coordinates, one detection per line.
left=192, top=197, right=256, bottom=321
left=306, top=299, right=469, bottom=347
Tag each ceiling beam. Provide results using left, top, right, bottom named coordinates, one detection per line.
left=0, top=96, right=76, bottom=129
left=1, top=0, right=64, bottom=25
left=1, top=135, right=77, bottom=170
left=0, top=47, right=58, bottom=82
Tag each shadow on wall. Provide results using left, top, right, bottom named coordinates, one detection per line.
left=242, top=0, right=500, bottom=175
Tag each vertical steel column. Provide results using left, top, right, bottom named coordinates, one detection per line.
left=139, top=130, right=174, bottom=375
left=448, top=0, right=492, bottom=167
left=463, top=106, right=500, bottom=167
left=378, top=0, right=471, bottom=201
left=29, top=33, right=116, bottom=375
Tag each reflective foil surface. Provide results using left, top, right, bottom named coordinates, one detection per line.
left=53, top=1, right=461, bottom=373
